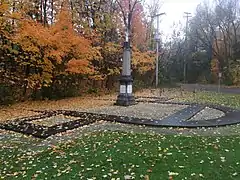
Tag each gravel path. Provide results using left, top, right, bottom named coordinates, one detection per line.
left=32, top=114, right=80, bottom=127
left=83, top=103, right=187, bottom=120
left=189, top=107, right=225, bottom=121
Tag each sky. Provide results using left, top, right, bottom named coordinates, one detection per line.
left=155, top=0, right=203, bottom=41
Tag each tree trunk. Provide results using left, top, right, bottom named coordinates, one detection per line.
left=12, top=1, right=16, bottom=27
left=51, top=0, right=54, bottom=24
left=22, top=65, right=30, bottom=100
left=43, top=0, right=48, bottom=26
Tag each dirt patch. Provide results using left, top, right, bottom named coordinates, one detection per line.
left=0, top=109, right=40, bottom=123
left=0, top=97, right=113, bottom=123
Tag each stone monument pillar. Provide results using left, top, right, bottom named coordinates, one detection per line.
left=116, top=41, right=135, bottom=106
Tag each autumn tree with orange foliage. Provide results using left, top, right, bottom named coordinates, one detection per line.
left=131, top=3, right=148, bottom=51
left=15, top=5, right=102, bottom=98
left=0, top=1, right=26, bottom=103
left=0, top=0, right=158, bottom=103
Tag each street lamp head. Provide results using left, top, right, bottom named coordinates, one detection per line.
left=150, top=12, right=166, bottom=18
left=157, top=12, right=166, bottom=16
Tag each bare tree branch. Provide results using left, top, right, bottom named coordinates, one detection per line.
left=115, top=0, right=127, bottom=27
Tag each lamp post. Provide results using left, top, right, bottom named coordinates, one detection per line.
left=183, top=12, right=191, bottom=83
left=152, top=13, right=166, bottom=88
left=116, top=14, right=135, bottom=106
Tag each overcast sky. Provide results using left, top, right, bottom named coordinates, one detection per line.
left=156, top=0, right=203, bottom=40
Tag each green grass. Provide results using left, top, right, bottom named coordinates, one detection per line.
left=182, top=91, right=240, bottom=109
left=1, top=91, right=240, bottom=179
left=1, top=131, right=240, bottom=179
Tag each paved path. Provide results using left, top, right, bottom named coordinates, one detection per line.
left=181, top=84, right=240, bottom=94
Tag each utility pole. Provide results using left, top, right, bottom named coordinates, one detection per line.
left=152, top=13, right=166, bottom=88
left=183, top=12, right=191, bottom=84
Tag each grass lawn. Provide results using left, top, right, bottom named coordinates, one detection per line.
left=1, top=91, right=240, bottom=180
left=1, top=131, right=240, bottom=180
left=181, top=91, right=240, bottom=109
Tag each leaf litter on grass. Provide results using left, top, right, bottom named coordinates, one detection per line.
left=1, top=90, right=240, bottom=179
left=1, top=131, right=240, bottom=179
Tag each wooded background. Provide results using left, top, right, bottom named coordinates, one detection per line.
left=0, top=0, right=240, bottom=104
left=0, top=0, right=158, bottom=104
left=161, top=0, right=240, bottom=86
